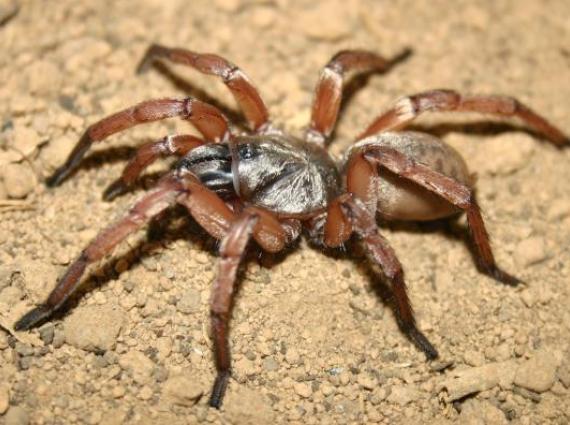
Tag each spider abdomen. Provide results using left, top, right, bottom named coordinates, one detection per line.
left=346, top=131, right=472, bottom=221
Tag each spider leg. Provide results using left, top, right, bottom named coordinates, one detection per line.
left=137, top=44, right=270, bottom=131
left=357, top=146, right=521, bottom=285
left=208, top=212, right=258, bottom=408
left=324, top=194, right=438, bottom=359
left=358, top=89, right=568, bottom=145
left=307, top=48, right=411, bottom=145
left=206, top=208, right=297, bottom=408
left=103, top=134, right=205, bottom=201
left=14, top=173, right=190, bottom=331
left=177, top=184, right=296, bottom=407
left=47, top=98, right=230, bottom=187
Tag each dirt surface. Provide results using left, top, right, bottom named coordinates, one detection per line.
left=1, top=0, right=569, bottom=424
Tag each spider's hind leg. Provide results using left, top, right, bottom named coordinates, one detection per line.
left=359, top=89, right=567, bottom=145
left=348, top=144, right=522, bottom=285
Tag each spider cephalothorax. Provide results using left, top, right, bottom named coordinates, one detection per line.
left=15, top=45, right=567, bottom=408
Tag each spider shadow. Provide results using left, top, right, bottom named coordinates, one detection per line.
left=50, top=146, right=136, bottom=185
left=408, top=121, right=556, bottom=145
left=47, top=204, right=298, bottom=332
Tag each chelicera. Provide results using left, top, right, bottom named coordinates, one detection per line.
left=15, top=45, right=567, bottom=408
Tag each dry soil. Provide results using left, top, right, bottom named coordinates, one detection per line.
left=0, top=0, right=569, bottom=424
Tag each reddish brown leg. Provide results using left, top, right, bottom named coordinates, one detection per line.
left=208, top=212, right=258, bottom=408
left=206, top=208, right=297, bottom=408
left=137, top=44, right=270, bottom=131
left=308, top=48, right=411, bottom=144
left=14, top=174, right=190, bottom=331
left=47, top=98, right=230, bottom=186
left=103, top=135, right=205, bottom=201
left=324, top=195, right=438, bottom=359
left=360, top=146, right=521, bottom=285
left=359, top=89, right=568, bottom=145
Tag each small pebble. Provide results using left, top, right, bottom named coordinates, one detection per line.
left=14, top=342, right=34, bottom=357
left=162, top=374, right=204, bottom=406
left=293, top=382, right=312, bottom=398
left=558, top=361, right=570, bottom=388
left=3, top=163, right=35, bottom=199
left=0, top=386, right=9, bottom=414
left=298, top=2, right=353, bottom=41
left=285, top=348, right=301, bottom=365
left=112, top=385, right=126, bottom=399
left=176, top=288, right=201, bottom=314
left=547, top=198, right=570, bottom=220
left=251, top=7, right=276, bottom=29
left=138, top=386, right=153, bottom=401
left=386, top=385, right=422, bottom=406
left=463, top=350, right=485, bottom=367
left=262, top=357, right=279, bottom=372
left=320, top=382, right=335, bottom=397
left=38, top=324, right=55, bottom=345
left=4, top=406, right=29, bottom=425
left=514, top=236, right=548, bottom=267
left=459, top=399, right=508, bottom=425
left=213, top=0, right=240, bottom=13
left=357, top=372, right=378, bottom=390
left=8, top=126, right=43, bottom=158
left=118, top=351, right=154, bottom=385
left=52, top=329, right=65, bottom=349
left=439, top=361, right=517, bottom=401
left=64, top=304, right=125, bottom=352
left=514, top=350, right=558, bottom=393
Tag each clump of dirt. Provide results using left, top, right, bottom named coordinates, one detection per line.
left=1, top=0, right=569, bottom=424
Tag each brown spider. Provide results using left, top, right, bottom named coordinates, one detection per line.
left=15, top=45, right=567, bottom=408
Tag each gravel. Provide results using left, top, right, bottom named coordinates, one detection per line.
left=514, top=350, right=559, bottom=393
left=0, top=1, right=568, bottom=423
left=63, top=304, right=125, bottom=352
left=2, top=163, right=35, bottom=199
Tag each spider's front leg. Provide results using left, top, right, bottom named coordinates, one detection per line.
left=186, top=205, right=296, bottom=408
left=103, top=134, right=204, bottom=201
left=308, top=48, right=411, bottom=145
left=137, top=44, right=270, bottom=132
left=359, top=89, right=568, bottom=145
left=47, top=97, right=230, bottom=187
left=14, top=173, right=191, bottom=331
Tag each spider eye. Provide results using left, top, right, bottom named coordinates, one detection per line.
left=238, top=144, right=258, bottom=160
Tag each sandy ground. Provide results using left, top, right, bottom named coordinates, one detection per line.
left=1, top=0, right=569, bottom=424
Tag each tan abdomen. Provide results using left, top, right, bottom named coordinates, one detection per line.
left=346, top=132, right=472, bottom=221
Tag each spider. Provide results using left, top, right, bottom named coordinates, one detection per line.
left=14, top=45, right=567, bottom=408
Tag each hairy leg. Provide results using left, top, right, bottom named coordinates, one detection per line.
left=48, top=98, right=230, bottom=186
left=359, top=89, right=568, bottom=145
left=103, top=134, right=204, bottom=201
left=308, top=48, right=411, bottom=145
left=359, top=146, right=521, bottom=284
left=138, top=44, right=270, bottom=131
left=208, top=212, right=258, bottom=408
left=324, top=195, right=438, bottom=359
left=14, top=174, right=190, bottom=331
